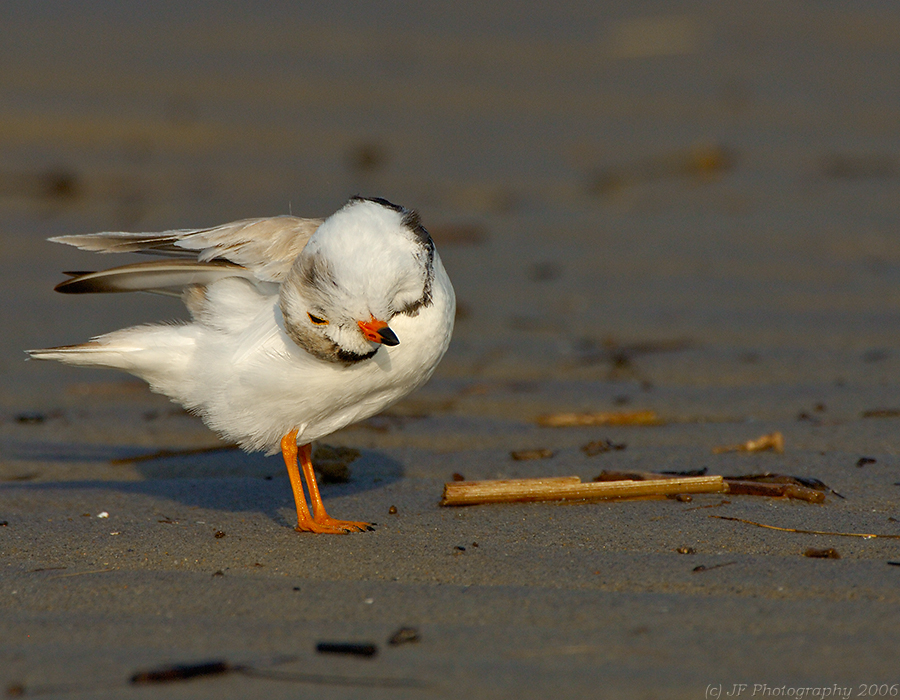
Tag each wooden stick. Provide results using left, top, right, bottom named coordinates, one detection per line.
left=440, top=475, right=725, bottom=506
left=441, top=477, right=580, bottom=506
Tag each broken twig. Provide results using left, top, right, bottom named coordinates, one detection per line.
left=440, top=475, right=725, bottom=506
left=712, top=431, right=784, bottom=454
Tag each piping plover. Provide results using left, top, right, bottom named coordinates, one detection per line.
left=28, top=196, right=456, bottom=533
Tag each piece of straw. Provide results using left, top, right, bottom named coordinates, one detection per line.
left=440, top=475, right=725, bottom=506
left=712, top=431, right=784, bottom=454
left=710, top=515, right=900, bottom=539
left=535, top=410, right=662, bottom=427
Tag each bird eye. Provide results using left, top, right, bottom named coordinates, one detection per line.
left=307, top=312, right=328, bottom=326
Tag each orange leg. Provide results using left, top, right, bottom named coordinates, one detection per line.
left=281, top=430, right=372, bottom=534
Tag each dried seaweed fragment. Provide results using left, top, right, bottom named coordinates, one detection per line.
left=581, top=439, right=627, bottom=456
left=692, top=561, right=737, bottom=573
left=728, top=472, right=843, bottom=499
left=861, top=408, right=900, bottom=418
left=724, top=480, right=825, bottom=503
left=510, top=448, right=554, bottom=461
left=131, top=661, right=234, bottom=685
left=594, top=469, right=831, bottom=502
left=593, top=470, right=655, bottom=482
left=315, top=642, right=378, bottom=658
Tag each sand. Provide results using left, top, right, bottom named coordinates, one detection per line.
left=2, top=2, right=900, bottom=698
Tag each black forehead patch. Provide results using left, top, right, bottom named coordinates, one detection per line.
left=350, top=195, right=404, bottom=213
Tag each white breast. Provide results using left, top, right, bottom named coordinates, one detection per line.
left=185, top=252, right=455, bottom=453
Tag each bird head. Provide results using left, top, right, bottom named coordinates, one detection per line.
left=279, top=197, right=434, bottom=364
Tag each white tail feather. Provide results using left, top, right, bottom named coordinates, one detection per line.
left=27, top=325, right=198, bottom=392
left=27, top=341, right=140, bottom=367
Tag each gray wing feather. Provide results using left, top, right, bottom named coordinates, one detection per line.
left=54, top=260, right=255, bottom=295
left=49, top=215, right=323, bottom=282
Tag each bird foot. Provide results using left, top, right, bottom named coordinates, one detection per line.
left=294, top=517, right=373, bottom=534
left=315, top=516, right=374, bottom=533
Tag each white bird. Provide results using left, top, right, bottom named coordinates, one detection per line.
left=28, top=196, right=456, bottom=534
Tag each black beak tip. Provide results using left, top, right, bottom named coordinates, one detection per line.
left=377, top=327, right=400, bottom=346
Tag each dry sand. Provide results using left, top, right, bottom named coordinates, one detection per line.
left=2, top=2, right=900, bottom=698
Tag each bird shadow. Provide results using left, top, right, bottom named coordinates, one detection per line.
left=0, top=438, right=405, bottom=528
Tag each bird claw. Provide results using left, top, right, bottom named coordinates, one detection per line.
left=294, top=522, right=351, bottom=535
left=317, top=516, right=373, bottom=533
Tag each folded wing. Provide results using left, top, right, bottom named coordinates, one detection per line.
left=54, top=259, right=256, bottom=296
left=50, top=215, right=323, bottom=283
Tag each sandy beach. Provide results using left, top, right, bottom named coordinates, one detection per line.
left=2, top=2, right=900, bottom=697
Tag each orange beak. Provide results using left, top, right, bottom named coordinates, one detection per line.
left=358, top=317, right=399, bottom=346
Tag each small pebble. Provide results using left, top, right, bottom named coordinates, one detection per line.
left=667, top=494, right=693, bottom=502
left=388, top=627, right=421, bottom=646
